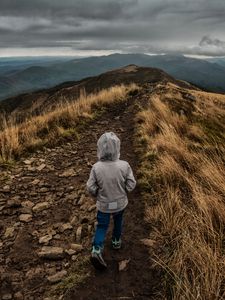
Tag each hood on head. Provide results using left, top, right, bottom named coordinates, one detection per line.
left=97, top=132, right=120, bottom=161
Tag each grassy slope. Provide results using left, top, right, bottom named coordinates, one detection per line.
left=135, top=82, right=225, bottom=299
left=0, top=84, right=137, bottom=164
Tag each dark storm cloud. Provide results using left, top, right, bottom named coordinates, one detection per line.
left=0, top=0, right=225, bottom=56
left=0, top=0, right=138, bottom=20
left=200, top=36, right=225, bottom=48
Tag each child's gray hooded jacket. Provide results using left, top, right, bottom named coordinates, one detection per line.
left=86, top=132, right=136, bottom=213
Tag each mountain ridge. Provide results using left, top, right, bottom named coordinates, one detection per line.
left=1, top=53, right=225, bottom=101
left=0, top=65, right=195, bottom=120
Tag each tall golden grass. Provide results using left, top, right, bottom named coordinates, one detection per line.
left=136, top=86, right=225, bottom=299
left=0, top=84, right=137, bottom=162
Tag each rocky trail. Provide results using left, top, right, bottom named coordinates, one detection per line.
left=0, top=88, right=162, bottom=300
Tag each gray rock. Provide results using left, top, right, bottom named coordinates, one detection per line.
left=54, top=234, right=61, bottom=240
left=23, top=159, right=32, bottom=165
left=38, top=246, right=64, bottom=259
left=39, top=187, right=48, bottom=193
left=37, top=164, right=46, bottom=171
left=88, top=225, right=92, bottom=234
left=19, top=214, right=32, bottom=222
left=4, top=227, right=15, bottom=238
left=70, top=243, right=83, bottom=253
left=2, top=185, right=10, bottom=192
left=47, top=270, right=67, bottom=284
left=70, top=215, right=78, bottom=225
left=58, top=223, right=73, bottom=233
left=21, top=200, right=34, bottom=208
left=88, top=204, right=96, bottom=212
left=65, top=249, right=76, bottom=256
left=59, top=169, right=77, bottom=177
left=39, top=234, right=53, bottom=244
left=32, top=202, right=50, bottom=213
left=119, top=259, right=130, bottom=271
left=31, top=179, right=40, bottom=185
left=27, top=166, right=36, bottom=172
left=76, top=226, right=82, bottom=243
left=77, top=195, right=86, bottom=206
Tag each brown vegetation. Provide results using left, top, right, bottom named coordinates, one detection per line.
left=0, top=84, right=138, bottom=163
left=135, top=83, right=225, bottom=299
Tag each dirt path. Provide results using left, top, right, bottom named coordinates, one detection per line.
left=64, top=93, right=162, bottom=300
left=0, top=89, right=162, bottom=300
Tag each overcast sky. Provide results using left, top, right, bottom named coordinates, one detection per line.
left=0, top=0, right=225, bottom=57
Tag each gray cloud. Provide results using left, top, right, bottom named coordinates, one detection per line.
left=0, top=0, right=225, bottom=56
left=199, top=36, right=225, bottom=48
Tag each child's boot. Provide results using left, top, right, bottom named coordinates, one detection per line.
left=90, top=245, right=107, bottom=270
left=111, top=238, right=122, bottom=250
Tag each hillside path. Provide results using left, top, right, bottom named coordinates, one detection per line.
left=0, top=90, right=162, bottom=300
left=64, top=93, right=162, bottom=300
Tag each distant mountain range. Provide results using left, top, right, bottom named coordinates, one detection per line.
left=0, top=53, right=225, bottom=101
left=0, top=65, right=195, bottom=119
left=207, top=57, right=225, bottom=67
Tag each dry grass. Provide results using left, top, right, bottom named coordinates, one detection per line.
left=0, top=84, right=138, bottom=163
left=136, top=86, right=225, bottom=299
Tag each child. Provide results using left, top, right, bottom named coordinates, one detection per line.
left=86, top=131, right=136, bottom=269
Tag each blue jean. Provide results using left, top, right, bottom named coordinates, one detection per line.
left=93, top=209, right=124, bottom=248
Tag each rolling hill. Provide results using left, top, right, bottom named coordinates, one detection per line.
left=0, top=53, right=225, bottom=101
left=0, top=65, right=195, bottom=120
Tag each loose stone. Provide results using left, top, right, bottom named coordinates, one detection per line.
left=38, top=246, right=64, bottom=259
left=47, top=270, right=67, bottom=284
